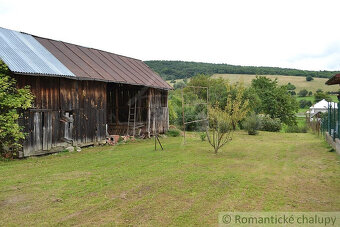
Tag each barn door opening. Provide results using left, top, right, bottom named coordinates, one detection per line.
left=42, top=112, right=52, bottom=151
left=32, top=111, right=52, bottom=152
left=62, top=111, right=74, bottom=143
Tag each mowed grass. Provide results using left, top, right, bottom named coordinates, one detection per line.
left=212, top=74, right=336, bottom=93
left=1, top=132, right=339, bottom=226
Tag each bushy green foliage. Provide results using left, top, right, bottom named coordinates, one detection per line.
left=166, top=128, right=181, bottom=137
left=168, top=98, right=178, bottom=125
left=286, top=82, right=296, bottom=90
left=259, top=115, right=281, bottom=132
left=284, top=125, right=308, bottom=133
left=299, top=100, right=312, bottom=108
left=298, top=89, right=308, bottom=97
left=199, top=132, right=206, bottom=141
left=173, top=81, right=186, bottom=90
left=306, top=75, right=314, bottom=81
left=243, top=113, right=261, bottom=135
left=314, top=89, right=332, bottom=103
left=288, top=90, right=296, bottom=96
left=144, top=60, right=339, bottom=80
left=0, top=61, right=34, bottom=157
left=251, top=76, right=298, bottom=126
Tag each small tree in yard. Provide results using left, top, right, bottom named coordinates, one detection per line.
left=243, top=112, right=261, bottom=135
left=0, top=61, right=34, bottom=158
left=206, top=84, right=249, bottom=154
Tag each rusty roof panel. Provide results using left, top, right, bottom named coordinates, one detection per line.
left=35, top=36, right=172, bottom=90
left=34, top=37, right=92, bottom=79
left=326, top=74, right=340, bottom=85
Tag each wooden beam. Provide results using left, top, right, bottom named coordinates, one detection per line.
left=115, top=88, right=119, bottom=125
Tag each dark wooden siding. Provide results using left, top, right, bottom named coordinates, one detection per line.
left=14, top=75, right=107, bottom=157
left=107, top=84, right=168, bottom=136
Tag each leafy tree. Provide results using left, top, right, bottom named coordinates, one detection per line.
left=314, top=90, right=332, bottom=103
left=286, top=82, right=296, bottom=90
left=306, top=75, right=314, bottom=81
left=288, top=90, right=296, bottom=96
left=299, top=100, right=312, bottom=108
left=298, top=89, right=308, bottom=97
left=0, top=61, right=34, bottom=158
left=251, top=76, right=298, bottom=126
left=206, top=84, right=249, bottom=154
left=173, top=81, right=186, bottom=90
left=308, top=91, right=313, bottom=96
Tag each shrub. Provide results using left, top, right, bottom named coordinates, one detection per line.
left=243, top=113, right=261, bottom=135
left=299, top=100, right=312, bottom=108
left=166, top=128, right=181, bottom=137
left=0, top=61, right=34, bottom=158
left=200, top=132, right=206, bottom=141
left=288, top=90, right=296, bottom=96
left=173, top=81, right=186, bottom=90
left=286, top=82, right=296, bottom=90
left=298, top=89, right=308, bottom=97
left=260, top=115, right=281, bottom=132
left=285, top=125, right=308, bottom=133
left=306, top=75, right=314, bottom=81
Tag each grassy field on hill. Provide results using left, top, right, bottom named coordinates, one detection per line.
left=212, top=74, right=336, bottom=93
left=1, top=132, right=339, bottom=226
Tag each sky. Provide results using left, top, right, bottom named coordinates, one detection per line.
left=0, top=0, right=339, bottom=71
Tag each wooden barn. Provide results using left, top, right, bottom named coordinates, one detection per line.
left=0, top=27, right=172, bottom=157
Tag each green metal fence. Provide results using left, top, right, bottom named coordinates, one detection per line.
left=321, top=102, right=339, bottom=141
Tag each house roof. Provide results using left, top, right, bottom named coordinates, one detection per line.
left=325, top=73, right=340, bottom=85
left=0, top=27, right=172, bottom=90
left=0, top=27, right=75, bottom=77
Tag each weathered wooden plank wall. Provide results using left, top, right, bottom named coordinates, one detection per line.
left=14, top=75, right=107, bottom=157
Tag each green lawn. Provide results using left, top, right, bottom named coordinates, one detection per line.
left=1, top=132, right=339, bottom=226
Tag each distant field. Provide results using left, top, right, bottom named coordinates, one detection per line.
left=212, top=74, right=336, bottom=93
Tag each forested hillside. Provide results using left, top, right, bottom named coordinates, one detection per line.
left=144, top=60, right=339, bottom=80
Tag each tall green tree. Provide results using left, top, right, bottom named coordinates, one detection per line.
left=251, top=76, right=298, bottom=126
left=0, top=61, right=34, bottom=157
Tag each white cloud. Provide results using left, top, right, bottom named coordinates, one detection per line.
left=0, top=0, right=339, bottom=70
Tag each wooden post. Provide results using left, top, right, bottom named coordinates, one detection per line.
left=133, top=95, right=137, bottom=136
left=147, top=89, right=151, bottom=138
left=166, top=91, right=169, bottom=131
left=182, top=88, right=185, bottom=144
left=115, top=88, right=119, bottom=125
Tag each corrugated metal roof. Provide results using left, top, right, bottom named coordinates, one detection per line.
left=34, top=36, right=172, bottom=90
left=0, top=27, right=75, bottom=77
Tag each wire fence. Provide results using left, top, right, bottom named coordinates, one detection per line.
left=320, top=102, right=339, bottom=141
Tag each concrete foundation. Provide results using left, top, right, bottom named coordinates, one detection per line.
left=325, top=132, right=340, bottom=155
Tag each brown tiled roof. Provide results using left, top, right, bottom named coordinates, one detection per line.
left=326, top=74, right=340, bottom=85
left=34, top=36, right=172, bottom=90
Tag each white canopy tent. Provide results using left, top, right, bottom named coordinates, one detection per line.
left=307, top=99, right=338, bottom=119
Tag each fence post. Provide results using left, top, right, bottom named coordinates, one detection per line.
left=338, top=102, right=340, bottom=139
left=333, top=104, right=336, bottom=140
left=328, top=103, right=331, bottom=135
